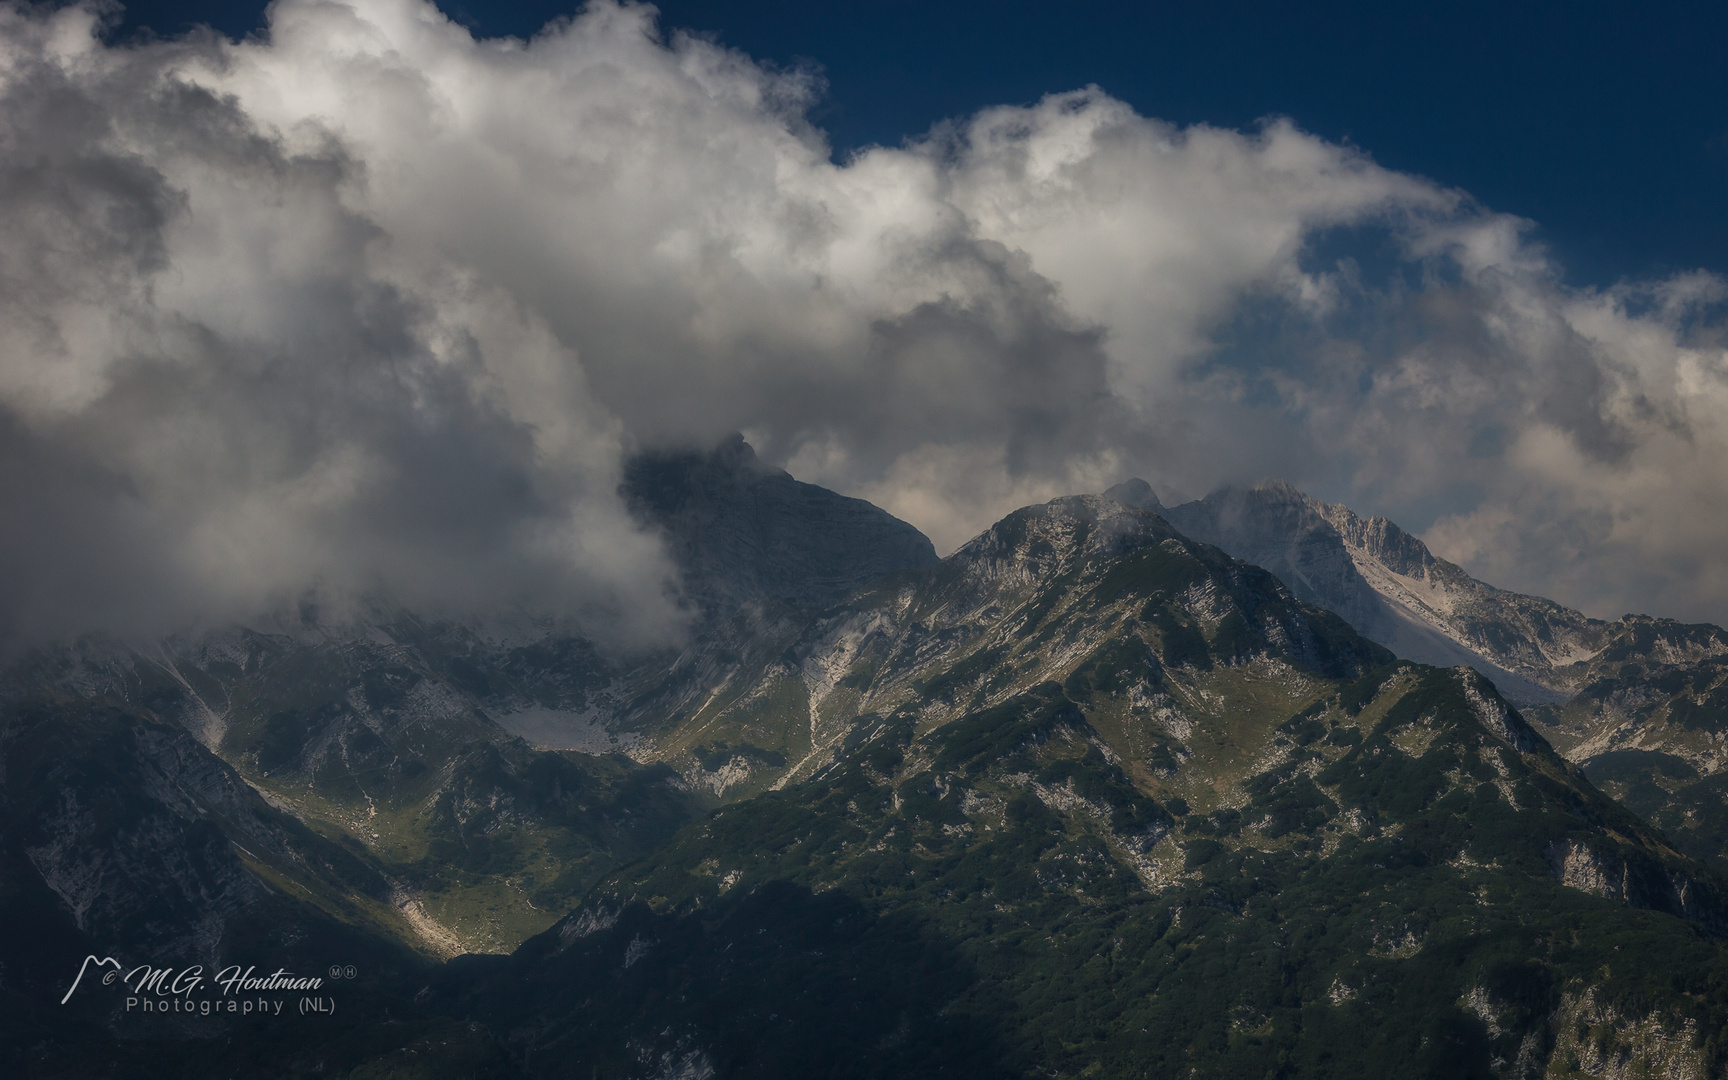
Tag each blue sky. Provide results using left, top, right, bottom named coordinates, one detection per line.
left=112, top=0, right=1728, bottom=289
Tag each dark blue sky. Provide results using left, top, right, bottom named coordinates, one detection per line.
left=112, top=0, right=1725, bottom=289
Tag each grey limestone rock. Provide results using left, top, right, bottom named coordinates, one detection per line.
left=1117, top=478, right=1604, bottom=704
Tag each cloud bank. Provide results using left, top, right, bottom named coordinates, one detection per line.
left=0, top=0, right=1724, bottom=645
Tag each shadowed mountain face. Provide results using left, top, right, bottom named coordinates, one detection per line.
left=0, top=628, right=701, bottom=972
left=623, top=434, right=939, bottom=612
left=491, top=435, right=943, bottom=759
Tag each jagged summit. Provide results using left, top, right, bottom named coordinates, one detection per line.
left=1105, top=478, right=1604, bottom=703
left=622, top=434, right=939, bottom=612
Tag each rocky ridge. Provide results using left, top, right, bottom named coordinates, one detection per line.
left=1119, top=479, right=1614, bottom=704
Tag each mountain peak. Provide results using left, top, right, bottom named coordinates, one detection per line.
left=1317, top=501, right=1444, bottom=581
left=1102, top=477, right=1162, bottom=511
left=1160, top=480, right=1607, bottom=704
left=1247, top=477, right=1312, bottom=501
left=622, top=435, right=939, bottom=612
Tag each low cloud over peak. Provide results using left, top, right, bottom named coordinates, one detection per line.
left=0, top=0, right=1724, bottom=646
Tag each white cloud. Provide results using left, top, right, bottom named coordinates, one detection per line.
left=0, top=0, right=1724, bottom=642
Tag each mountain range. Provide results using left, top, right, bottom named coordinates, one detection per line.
left=7, top=442, right=1728, bottom=1078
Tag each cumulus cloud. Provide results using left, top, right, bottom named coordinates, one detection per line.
left=0, top=0, right=1724, bottom=645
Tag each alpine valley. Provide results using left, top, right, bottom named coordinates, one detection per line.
left=8, top=440, right=1728, bottom=1079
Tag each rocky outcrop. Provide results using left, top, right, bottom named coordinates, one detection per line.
left=1543, top=987, right=1707, bottom=1080
left=1543, top=836, right=1728, bottom=934
left=1120, top=480, right=1728, bottom=881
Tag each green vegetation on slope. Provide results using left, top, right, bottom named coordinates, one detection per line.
left=437, top=662, right=1728, bottom=1078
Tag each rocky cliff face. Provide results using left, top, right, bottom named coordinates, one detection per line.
left=1130, top=480, right=1395, bottom=642
left=448, top=437, right=941, bottom=772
